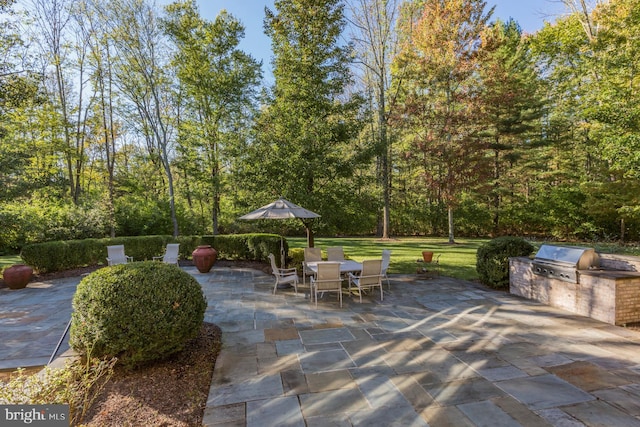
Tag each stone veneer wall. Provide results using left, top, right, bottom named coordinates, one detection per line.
left=617, top=279, right=640, bottom=325
left=509, top=256, right=640, bottom=326
left=509, top=257, right=535, bottom=300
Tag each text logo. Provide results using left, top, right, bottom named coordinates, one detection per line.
left=1, top=405, right=69, bottom=426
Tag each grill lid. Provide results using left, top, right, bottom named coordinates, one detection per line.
left=534, top=244, right=599, bottom=270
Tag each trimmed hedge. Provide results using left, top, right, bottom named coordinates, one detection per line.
left=204, top=234, right=286, bottom=261
left=69, top=261, right=206, bottom=368
left=288, top=248, right=305, bottom=272
left=20, top=233, right=284, bottom=273
left=476, top=236, right=534, bottom=289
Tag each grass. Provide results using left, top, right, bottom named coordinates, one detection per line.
left=287, top=237, right=487, bottom=281
left=0, top=255, right=22, bottom=269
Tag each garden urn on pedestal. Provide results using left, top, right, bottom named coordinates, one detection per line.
left=3, top=264, right=33, bottom=289
left=192, top=245, right=217, bottom=273
left=422, top=251, right=434, bottom=263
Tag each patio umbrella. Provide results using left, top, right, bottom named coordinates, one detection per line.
left=239, top=197, right=320, bottom=267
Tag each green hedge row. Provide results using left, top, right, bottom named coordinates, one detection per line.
left=21, top=233, right=286, bottom=273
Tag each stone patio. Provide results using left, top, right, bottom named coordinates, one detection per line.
left=2, top=265, right=640, bottom=426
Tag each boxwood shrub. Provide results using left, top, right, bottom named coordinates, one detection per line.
left=476, top=236, right=534, bottom=289
left=69, top=261, right=206, bottom=368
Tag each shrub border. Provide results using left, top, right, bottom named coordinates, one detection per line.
left=20, top=234, right=286, bottom=273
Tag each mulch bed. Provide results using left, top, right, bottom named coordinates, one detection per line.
left=79, top=322, right=222, bottom=426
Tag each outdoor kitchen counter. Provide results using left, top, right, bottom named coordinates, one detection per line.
left=511, top=256, right=640, bottom=325
left=578, top=269, right=640, bottom=279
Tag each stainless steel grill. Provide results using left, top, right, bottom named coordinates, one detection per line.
left=532, top=245, right=600, bottom=283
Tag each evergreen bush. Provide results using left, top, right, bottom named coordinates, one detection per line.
left=69, top=261, right=206, bottom=368
left=476, top=236, right=534, bottom=289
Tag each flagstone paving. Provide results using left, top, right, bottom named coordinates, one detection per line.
left=0, top=277, right=78, bottom=369
left=2, top=265, right=640, bottom=426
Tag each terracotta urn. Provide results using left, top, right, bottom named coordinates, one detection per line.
left=3, top=264, right=33, bottom=289
left=192, top=245, right=217, bottom=273
left=422, top=251, right=434, bottom=263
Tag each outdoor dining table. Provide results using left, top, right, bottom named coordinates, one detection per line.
left=305, top=260, right=363, bottom=275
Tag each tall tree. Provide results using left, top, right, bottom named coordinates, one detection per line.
left=31, top=0, right=90, bottom=203
left=476, top=19, right=544, bottom=234
left=585, top=0, right=640, bottom=238
left=347, top=0, right=402, bottom=239
left=254, top=0, right=365, bottom=245
left=79, top=0, right=121, bottom=237
left=163, top=0, right=261, bottom=235
left=394, top=0, right=493, bottom=243
left=103, top=0, right=180, bottom=236
left=0, top=0, right=43, bottom=200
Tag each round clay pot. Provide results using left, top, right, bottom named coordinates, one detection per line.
left=422, top=251, right=434, bottom=263
left=192, top=245, right=217, bottom=273
left=3, top=264, right=33, bottom=289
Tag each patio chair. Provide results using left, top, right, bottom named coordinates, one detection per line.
left=348, top=259, right=383, bottom=303
left=310, top=262, right=343, bottom=308
left=153, top=243, right=180, bottom=265
left=303, top=247, right=322, bottom=286
left=381, top=249, right=391, bottom=289
left=268, top=253, right=298, bottom=294
left=106, top=245, right=133, bottom=266
left=327, top=246, right=345, bottom=261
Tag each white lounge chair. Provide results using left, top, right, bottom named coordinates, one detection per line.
left=106, top=245, right=133, bottom=266
left=303, top=247, right=322, bottom=286
left=268, top=253, right=298, bottom=294
left=310, top=262, right=343, bottom=308
left=381, top=249, right=391, bottom=289
left=153, top=243, right=180, bottom=265
left=348, top=259, right=384, bottom=303
left=326, top=246, right=345, bottom=261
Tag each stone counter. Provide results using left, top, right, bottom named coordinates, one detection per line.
left=510, top=257, right=640, bottom=326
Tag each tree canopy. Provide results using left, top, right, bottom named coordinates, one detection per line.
left=1, top=0, right=640, bottom=252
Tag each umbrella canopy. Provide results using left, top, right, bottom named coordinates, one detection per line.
left=240, top=198, right=320, bottom=267
left=239, top=197, right=320, bottom=220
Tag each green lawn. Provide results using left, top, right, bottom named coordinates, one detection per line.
left=0, top=255, right=23, bottom=270
left=287, top=237, right=487, bottom=281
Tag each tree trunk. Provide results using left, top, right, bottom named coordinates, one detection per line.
left=492, top=147, right=500, bottom=235
left=161, top=144, right=179, bottom=238
left=448, top=206, right=455, bottom=243
left=307, top=227, right=315, bottom=248
left=302, top=219, right=315, bottom=247
left=380, top=75, right=391, bottom=240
